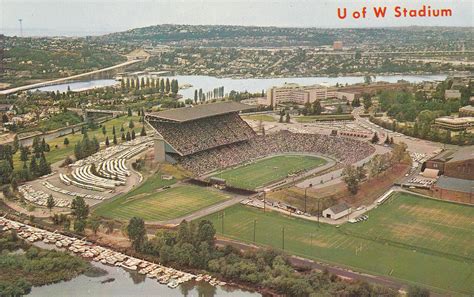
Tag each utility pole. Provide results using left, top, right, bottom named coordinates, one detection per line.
left=263, top=190, right=267, bottom=212
left=253, top=219, right=257, bottom=243
left=317, top=198, right=320, bottom=227
left=220, top=211, right=225, bottom=235
left=304, top=183, right=313, bottom=214
left=282, top=227, right=285, bottom=250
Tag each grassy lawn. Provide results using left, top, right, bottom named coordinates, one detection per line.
left=296, top=114, right=354, bottom=123
left=94, top=183, right=231, bottom=221
left=202, top=193, right=474, bottom=295
left=13, top=115, right=142, bottom=167
left=211, top=154, right=326, bottom=190
left=242, top=114, right=276, bottom=122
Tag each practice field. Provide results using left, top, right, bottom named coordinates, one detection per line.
left=94, top=184, right=230, bottom=221
left=202, top=193, right=474, bottom=295
left=211, top=154, right=326, bottom=190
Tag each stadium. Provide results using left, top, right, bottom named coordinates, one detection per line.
left=145, top=101, right=375, bottom=189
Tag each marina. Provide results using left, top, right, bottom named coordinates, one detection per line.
left=0, top=217, right=243, bottom=295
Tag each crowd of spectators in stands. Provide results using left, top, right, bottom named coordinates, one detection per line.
left=178, top=130, right=376, bottom=175
left=148, top=113, right=255, bottom=155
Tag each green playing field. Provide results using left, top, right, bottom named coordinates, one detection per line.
left=202, top=192, right=474, bottom=295
left=94, top=183, right=231, bottom=222
left=211, top=154, right=326, bottom=190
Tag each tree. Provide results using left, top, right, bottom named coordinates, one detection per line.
left=71, top=197, right=89, bottom=220
left=336, top=105, right=343, bottom=114
left=102, top=125, right=106, bottom=135
left=384, top=135, right=390, bottom=145
left=19, top=146, right=29, bottom=162
left=127, top=217, right=147, bottom=251
left=407, top=285, right=430, bottom=297
left=74, top=219, right=86, bottom=233
left=285, top=113, right=290, bottom=123
left=112, top=126, right=116, bottom=135
left=371, top=132, right=380, bottom=144
left=127, top=107, right=132, bottom=117
left=63, top=137, right=70, bottom=145
left=194, top=90, right=198, bottom=104
left=12, top=135, right=19, bottom=153
left=341, top=165, right=365, bottom=195
left=88, top=217, right=101, bottom=235
left=129, top=120, right=134, bottom=129
left=140, top=126, right=146, bottom=136
left=126, top=131, right=131, bottom=141
left=121, top=133, right=126, bottom=141
left=197, top=220, right=216, bottom=244
left=105, top=136, right=110, bottom=146
left=47, top=195, right=55, bottom=212
left=29, top=157, right=39, bottom=178
left=131, top=130, right=136, bottom=140
left=363, top=95, right=372, bottom=112
left=165, top=78, right=171, bottom=93
left=113, top=134, right=118, bottom=145
left=38, top=153, right=51, bottom=176
left=0, top=160, right=13, bottom=184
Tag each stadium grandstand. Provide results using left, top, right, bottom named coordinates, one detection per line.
left=146, top=101, right=375, bottom=175
left=145, top=102, right=256, bottom=157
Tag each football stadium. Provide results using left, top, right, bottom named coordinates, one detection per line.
left=145, top=101, right=375, bottom=188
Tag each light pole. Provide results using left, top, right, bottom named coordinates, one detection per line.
left=253, top=219, right=257, bottom=243
left=317, top=198, right=321, bottom=227
left=263, top=188, right=269, bottom=212
left=304, top=183, right=313, bottom=214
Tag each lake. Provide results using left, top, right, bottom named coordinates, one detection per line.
left=29, top=261, right=259, bottom=297
left=35, top=74, right=447, bottom=99
left=28, top=242, right=259, bottom=297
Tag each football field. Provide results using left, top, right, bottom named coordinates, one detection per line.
left=94, top=184, right=231, bottom=221
left=211, top=154, right=326, bottom=190
left=202, top=192, right=474, bottom=295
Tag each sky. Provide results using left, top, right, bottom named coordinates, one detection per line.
left=1, top=0, right=473, bottom=37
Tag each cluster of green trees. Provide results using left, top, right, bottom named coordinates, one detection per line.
left=342, top=143, right=409, bottom=194
left=0, top=230, right=89, bottom=295
left=121, top=77, right=179, bottom=95
left=0, top=136, right=51, bottom=188
left=74, top=132, right=99, bottom=160
left=124, top=218, right=398, bottom=296
left=225, top=90, right=264, bottom=103
left=300, top=101, right=323, bottom=116
left=370, top=114, right=474, bottom=146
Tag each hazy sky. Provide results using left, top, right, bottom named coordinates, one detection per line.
left=1, top=0, right=473, bottom=36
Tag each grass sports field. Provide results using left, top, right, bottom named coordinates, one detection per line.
left=95, top=183, right=230, bottom=221
left=211, top=154, right=326, bottom=190
left=202, top=193, right=474, bottom=295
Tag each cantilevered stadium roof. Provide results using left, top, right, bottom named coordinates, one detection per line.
left=147, top=101, right=254, bottom=122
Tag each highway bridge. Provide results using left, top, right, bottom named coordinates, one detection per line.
left=0, top=59, right=142, bottom=95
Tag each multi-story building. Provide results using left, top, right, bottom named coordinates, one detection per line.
left=266, top=84, right=338, bottom=107
left=434, top=116, right=474, bottom=134
left=459, top=105, right=474, bottom=117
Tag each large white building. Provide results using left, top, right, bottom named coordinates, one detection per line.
left=266, top=83, right=343, bottom=107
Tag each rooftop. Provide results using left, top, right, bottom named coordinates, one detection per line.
left=328, top=203, right=350, bottom=214
left=447, top=146, right=474, bottom=163
left=435, top=116, right=474, bottom=124
left=435, top=176, right=474, bottom=193
left=147, top=101, right=254, bottom=122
